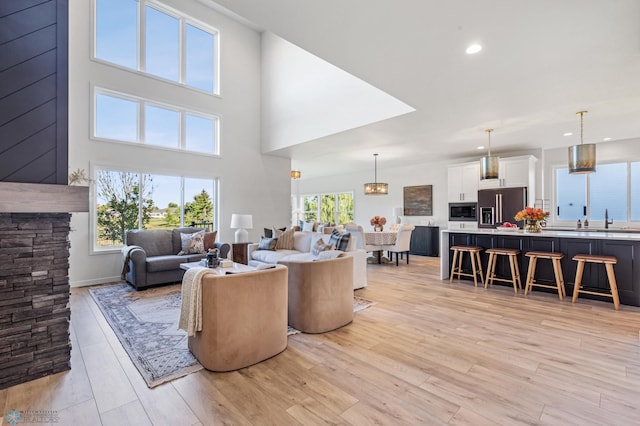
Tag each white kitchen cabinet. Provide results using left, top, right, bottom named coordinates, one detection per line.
left=478, top=155, right=537, bottom=191
left=448, top=221, right=478, bottom=230
left=447, top=163, right=479, bottom=202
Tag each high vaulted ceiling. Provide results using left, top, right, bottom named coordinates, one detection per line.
left=207, top=0, right=640, bottom=178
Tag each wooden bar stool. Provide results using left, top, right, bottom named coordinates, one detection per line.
left=524, top=251, right=566, bottom=300
left=484, top=248, right=522, bottom=293
left=572, top=254, right=620, bottom=310
left=449, top=245, right=484, bottom=287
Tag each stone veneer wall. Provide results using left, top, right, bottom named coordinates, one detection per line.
left=0, top=213, right=71, bottom=390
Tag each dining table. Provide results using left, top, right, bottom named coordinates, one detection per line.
left=363, top=231, right=397, bottom=264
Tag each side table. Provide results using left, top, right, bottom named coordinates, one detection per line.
left=232, top=242, right=251, bottom=265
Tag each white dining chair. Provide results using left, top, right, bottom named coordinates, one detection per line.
left=382, top=225, right=415, bottom=266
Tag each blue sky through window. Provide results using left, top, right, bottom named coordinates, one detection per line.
left=96, top=94, right=137, bottom=141
left=95, top=0, right=137, bottom=68
left=145, top=6, right=180, bottom=82
left=186, top=24, right=215, bottom=92
left=145, top=105, right=179, bottom=148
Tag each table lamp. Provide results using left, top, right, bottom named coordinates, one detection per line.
left=230, top=214, right=252, bottom=243
left=392, top=207, right=403, bottom=224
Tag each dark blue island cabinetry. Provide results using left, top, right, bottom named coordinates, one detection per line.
left=441, top=229, right=640, bottom=307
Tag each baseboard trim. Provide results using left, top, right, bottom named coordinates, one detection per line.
left=71, top=275, right=121, bottom=288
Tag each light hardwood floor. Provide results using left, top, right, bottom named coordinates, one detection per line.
left=2, top=256, right=640, bottom=425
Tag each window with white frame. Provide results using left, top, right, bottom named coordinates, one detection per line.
left=95, top=0, right=218, bottom=94
left=94, top=167, right=218, bottom=249
left=94, top=89, right=219, bottom=154
left=555, top=162, right=635, bottom=224
left=303, top=192, right=354, bottom=225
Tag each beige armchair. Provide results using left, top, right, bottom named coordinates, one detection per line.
left=278, top=256, right=354, bottom=333
left=382, top=225, right=415, bottom=266
left=188, top=265, right=288, bottom=371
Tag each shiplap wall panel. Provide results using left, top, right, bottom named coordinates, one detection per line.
left=0, top=0, right=67, bottom=185
left=0, top=50, right=57, bottom=99
left=0, top=1, right=56, bottom=44
left=0, top=0, right=51, bottom=17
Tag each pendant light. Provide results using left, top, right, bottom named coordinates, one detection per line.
left=364, top=153, right=388, bottom=195
left=480, top=128, right=499, bottom=180
left=568, top=111, right=596, bottom=174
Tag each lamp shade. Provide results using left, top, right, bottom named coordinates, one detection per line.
left=480, top=155, right=499, bottom=180
left=364, top=182, right=388, bottom=195
left=568, top=143, right=596, bottom=174
left=230, top=214, right=253, bottom=229
left=290, top=170, right=301, bottom=179
left=392, top=207, right=403, bottom=216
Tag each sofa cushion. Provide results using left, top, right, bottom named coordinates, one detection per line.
left=178, top=230, right=206, bottom=255
left=126, top=229, right=173, bottom=257
left=328, top=229, right=351, bottom=251
left=251, top=249, right=300, bottom=264
left=258, top=237, right=278, bottom=250
left=146, top=255, right=192, bottom=273
left=204, top=231, right=217, bottom=251
left=172, top=227, right=205, bottom=254
left=311, top=237, right=334, bottom=256
left=293, top=231, right=313, bottom=252
left=263, top=227, right=286, bottom=238
left=274, top=227, right=295, bottom=249
left=279, top=252, right=316, bottom=262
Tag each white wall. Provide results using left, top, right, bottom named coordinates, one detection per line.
left=68, top=0, right=290, bottom=286
left=261, top=32, right=414, bottom=152
left=295, top=160, right=450, bottom=230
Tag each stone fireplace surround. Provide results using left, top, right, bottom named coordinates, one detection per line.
left=0, top=182, right=88, bottom=390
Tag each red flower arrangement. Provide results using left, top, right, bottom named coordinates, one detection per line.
left=370, top=216, right=387, bottom=226
left=514, top=207, right=549, bottom=222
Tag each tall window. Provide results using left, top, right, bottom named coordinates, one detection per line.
left=95, top=0, right=218, bottom=94
left=94, top=167, right=217, bottom=250
left=303, top=192, right=354, bottom=225
left=555, top=162, right=635, bottom=223
left=94, top=89, right=219, bottom=155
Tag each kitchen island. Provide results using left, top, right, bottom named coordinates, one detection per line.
left=440, top=228, right=640, bottom=307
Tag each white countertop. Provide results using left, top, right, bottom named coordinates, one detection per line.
left=442, top=228, right=640, bottom=241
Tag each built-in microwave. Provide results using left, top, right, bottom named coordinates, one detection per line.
left=449, top=202, right=477, bottom=221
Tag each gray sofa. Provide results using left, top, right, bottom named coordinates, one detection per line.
left=123, top=227, right=230, bottom=289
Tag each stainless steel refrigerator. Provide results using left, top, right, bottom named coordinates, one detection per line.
left=477, top=187, right=527, bottom=228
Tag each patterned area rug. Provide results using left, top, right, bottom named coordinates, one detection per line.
left=90, top=283, right=376, bottom=387
left=89, top=283, right=202, bottom=388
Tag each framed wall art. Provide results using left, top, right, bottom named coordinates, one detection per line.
left=403, top=185, right=432, bottom=216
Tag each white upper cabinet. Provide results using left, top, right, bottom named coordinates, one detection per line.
left=448, top=162, right=479, bottom=202
left=478, top=155, right=537, bottom=192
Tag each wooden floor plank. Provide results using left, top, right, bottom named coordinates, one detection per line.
left=2, top=256, right=640, bottom=425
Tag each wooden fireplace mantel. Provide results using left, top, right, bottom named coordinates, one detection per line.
left=0, top=182, right=89, bottom=213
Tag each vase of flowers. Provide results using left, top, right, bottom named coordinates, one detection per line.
left=514, top=207, right=549, bottom=233
left=370, top=215, right=387, bottom=232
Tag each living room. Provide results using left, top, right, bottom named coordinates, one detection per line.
left=3, top=0, right=640, bottom=424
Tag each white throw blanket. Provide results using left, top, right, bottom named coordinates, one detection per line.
left=179, top=267, right=213, bottom=336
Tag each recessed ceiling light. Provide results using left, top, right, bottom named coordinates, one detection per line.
left=563, top=132, right=573, bottom=136
left=477, top=146, right=485, bottom=150
left=466, top=44, right=482, bottom=54
left=603, top=137, right=611, bottom=141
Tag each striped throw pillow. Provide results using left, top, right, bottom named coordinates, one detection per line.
left=328, top=229, right=351, bottom=251
left=274, top=227, right=295, bottom=250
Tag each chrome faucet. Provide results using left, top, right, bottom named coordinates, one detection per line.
left=605, top=209, right=613, bottom=229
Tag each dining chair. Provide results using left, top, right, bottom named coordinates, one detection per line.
left=382, top=225, right=415, bottom=266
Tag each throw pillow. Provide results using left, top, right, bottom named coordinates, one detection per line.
left=311, top=238, right=334, bottom=256
left=178, top=230, right=205, bottom=255
left=264, top=227, right=286, bottom=238
left=203, top=231, right=217, bottom=251
left=315, top=250, right=345, bottom=260
left=274, top=227, right=295, bottom=249
left=328, top=229, right=351, bottom=251
left=258, top=237, right=278, bottom=251
left=302, top=221, right=315, bottom=232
